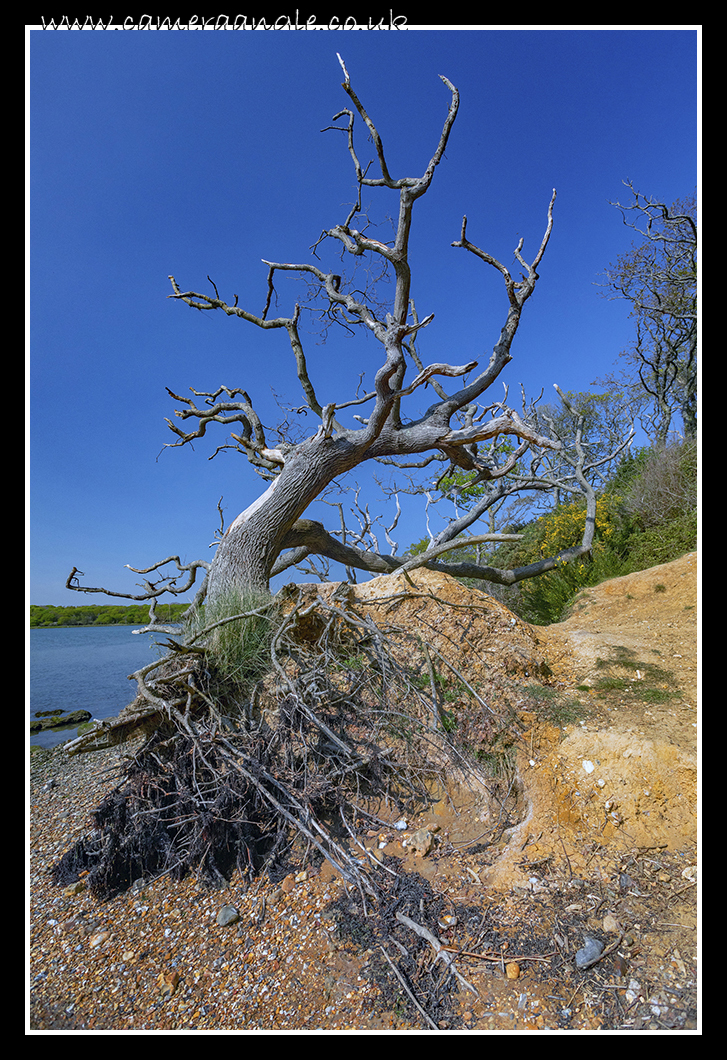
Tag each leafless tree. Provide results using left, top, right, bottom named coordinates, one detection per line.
left=67, top=58, right=632, bottom=618
left=597, top=181, right=697, bottom=446
left=56, top=62, right=640, bottom=914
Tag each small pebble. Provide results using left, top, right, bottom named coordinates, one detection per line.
left=216, top=904, right=240, bottom=926
left=576, top=936, right=604, bottom=968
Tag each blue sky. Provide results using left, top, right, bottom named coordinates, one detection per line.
left=28, top=26, right=699, bottom=605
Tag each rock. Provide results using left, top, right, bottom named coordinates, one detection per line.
left=89, top=930, right=111, bottom=949
left=30, top=709, right=93, bottom=732
left=576, top=936, right=604, bottom=969
left=405, top=825, right=439, bottom=857
left=158, top=969, right=180, bottom=997
left=625, top=979, right=642, bottom=1004
left=505, top=962, right=521, bottom=979
left=63, top=880, right=86, bottom=896
left=406, top=828, right=433, bottom=856
left=216, top=904, right=240, bottom=926
left=603, top=912, right=621, bottom=934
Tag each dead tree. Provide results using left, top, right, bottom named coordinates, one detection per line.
left=68, top=58, right=633, bottom=618
left=54, top=62, right=638, bottom=910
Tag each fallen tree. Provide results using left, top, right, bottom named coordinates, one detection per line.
left=57, top=59, right=633, bottom=904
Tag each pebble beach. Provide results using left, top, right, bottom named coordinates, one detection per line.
left=28, top=740, right=395, bottom=1032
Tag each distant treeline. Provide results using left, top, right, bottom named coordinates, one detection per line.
left=30, top=603, right=192, bottom=628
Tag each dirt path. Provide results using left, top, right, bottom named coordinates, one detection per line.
left=536, top=551, right=698, bottom=752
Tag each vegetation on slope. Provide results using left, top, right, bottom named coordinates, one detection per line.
left=409, top=438, right=698, bottom=626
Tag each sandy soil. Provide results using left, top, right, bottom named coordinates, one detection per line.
left=492, top=550, right=698, bottom=885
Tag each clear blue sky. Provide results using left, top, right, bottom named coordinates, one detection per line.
left=28, top=26, right=699, bottom=605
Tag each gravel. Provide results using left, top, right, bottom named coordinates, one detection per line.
left=29, top=741, right=699, bottom=1032
left=29, top=742, right=398, bottom=1031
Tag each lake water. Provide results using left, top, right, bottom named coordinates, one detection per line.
left=29, top=625, right=165, bottom=749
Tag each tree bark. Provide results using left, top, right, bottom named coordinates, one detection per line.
left=209, top=439, right=350, bottom=598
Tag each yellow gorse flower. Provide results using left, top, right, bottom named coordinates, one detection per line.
left=537, top=494, right=620, bottom=557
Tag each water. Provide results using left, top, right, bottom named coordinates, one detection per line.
left=29, top=625, right=165, bottom=749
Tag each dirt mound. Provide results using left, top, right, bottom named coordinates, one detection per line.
left=282, top=567, right=553, bottom=688
left=518, top=552, right=698, bottom=866
left=284, top=557, right=698, bottom=886
left=277, top=560, right=699, bottom=1028
left=537, top=551, right=697, bottom=725
left=489, top=554, right=696, bottom=885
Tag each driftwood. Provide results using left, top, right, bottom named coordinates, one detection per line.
left=395, top=911, right=479, bottom=997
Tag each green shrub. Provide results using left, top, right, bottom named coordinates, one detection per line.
left=515, top=543, right=627, bottom=625
left=624, top=509, right=697, bottom=572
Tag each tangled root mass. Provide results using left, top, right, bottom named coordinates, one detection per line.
left=52, top=593, right=503, bottom=902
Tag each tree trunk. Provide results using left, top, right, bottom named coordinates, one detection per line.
left=208, top=431, right=364, bottom=603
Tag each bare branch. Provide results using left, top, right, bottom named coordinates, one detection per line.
left=451, top=190, right=556, bottom=311
left=66, top=557, right=209, bottom=603
left=596, top=182, right=696, bottom=443
left=154, top=68, right=581, bottom=600
left=332, top=59, right=459, bottom=194
left=441, top=409, right=561, bottom=453
left=398, top=533, right=523, bottom=574
left=65, top=557, right=210, bottom=632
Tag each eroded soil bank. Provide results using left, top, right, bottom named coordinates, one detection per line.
left=29, top=554, right=698, bottom=1031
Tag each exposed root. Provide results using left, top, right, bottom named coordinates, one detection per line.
left=52, top=592, right=511, bottom=903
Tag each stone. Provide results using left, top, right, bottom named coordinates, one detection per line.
left=158, top=969, right=180, bottom=997
left=575, top=936, right=604, bottom=968
left=30, top=709, right=93, bottom=732
left=603, top=912, right=621, bottom=934
left=406, top=826, right=439, bottom=857
left=216, top=904, right=240, bottom=927
left=89, top=930, right=111, bottom=949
